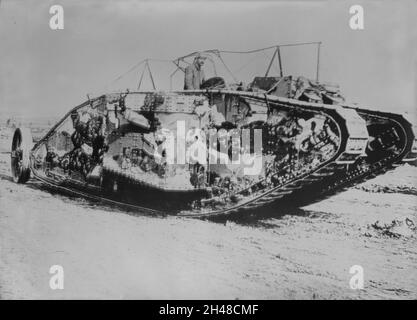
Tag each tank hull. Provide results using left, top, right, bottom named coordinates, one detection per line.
left=26, top=90, right=414, bottom=217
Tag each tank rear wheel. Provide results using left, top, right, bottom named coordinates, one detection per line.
left=11, top=128, right=33, bottom=183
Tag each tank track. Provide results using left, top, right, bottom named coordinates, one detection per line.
left=283, top=106, right=415, bottom=207
left=28, top=91, right=415, bottom=218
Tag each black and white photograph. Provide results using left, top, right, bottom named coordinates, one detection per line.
left=0, top=0, right=416, bottom=304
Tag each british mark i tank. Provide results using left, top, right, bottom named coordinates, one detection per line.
left=11, top=43, right=417, bottom=217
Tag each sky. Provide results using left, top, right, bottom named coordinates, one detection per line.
left=0, top=0, right=416, bottom=119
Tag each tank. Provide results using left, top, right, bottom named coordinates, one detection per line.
left=11, top=43, right=416, bottom=217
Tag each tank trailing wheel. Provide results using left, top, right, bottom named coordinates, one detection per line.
left=11, top=128, right=33, bottom=183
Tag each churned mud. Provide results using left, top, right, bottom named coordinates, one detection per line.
left=0, top=125, right=416, bottom=299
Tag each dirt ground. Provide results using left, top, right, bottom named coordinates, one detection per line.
left=0, top=126, right=416, bottom=299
